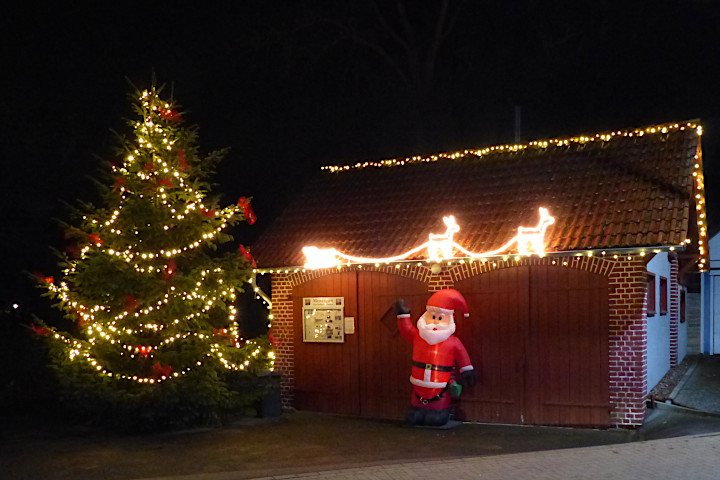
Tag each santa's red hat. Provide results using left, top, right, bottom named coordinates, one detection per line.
left=426, top=289, right=470, bottom=318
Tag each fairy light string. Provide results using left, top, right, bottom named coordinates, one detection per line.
left=316, top=121, right=707, bottom=272
left=40, top=88, right=274, bottom=383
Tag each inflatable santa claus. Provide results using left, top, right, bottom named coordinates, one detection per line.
left=395, top=288, right=476, bottom=426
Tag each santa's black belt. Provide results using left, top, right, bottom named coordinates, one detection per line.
left=412, top=361, right=453, bottom=372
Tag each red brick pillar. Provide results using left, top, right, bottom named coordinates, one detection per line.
left=669, top=254, right=680, bottom=366
left=428, top=266, right=454, bottom=292
left=270, top=273, right=295, bottom=409
left=608, top=259, right=648, bottom=427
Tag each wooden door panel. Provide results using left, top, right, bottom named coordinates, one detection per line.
left=455, top=267, right=529, bottom=424
left=357, top=271, right=428, bottom=419
left=527, top=266, right=610, bottom=427
left=290, top=265, right=610, bottom=427
left=292, top=272, right=359, bottom=415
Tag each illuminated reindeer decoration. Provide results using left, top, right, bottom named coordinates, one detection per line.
left=516, top=207, right=555, bottom=255
left=427, top=216, right=460, bottom=261
left=302, top=207, right=556, bottom=269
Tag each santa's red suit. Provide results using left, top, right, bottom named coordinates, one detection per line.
left=397, top=289, right=474, bottom=411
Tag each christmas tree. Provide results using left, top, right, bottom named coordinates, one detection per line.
left=34, top=85, right=275, bottom=429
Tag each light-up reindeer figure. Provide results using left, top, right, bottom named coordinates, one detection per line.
left=302, top=208, right=556, bottom=269
left=427, top=215, right=460, bottom=261
left=516, top=207, right=555, bottom=255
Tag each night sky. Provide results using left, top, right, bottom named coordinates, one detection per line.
left=2, top=1, right=720, bottom=309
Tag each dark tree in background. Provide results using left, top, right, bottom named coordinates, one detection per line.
left=33, top=85, right=274, bottom=430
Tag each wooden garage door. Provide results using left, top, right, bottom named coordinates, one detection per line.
left=357, top=271, right=428, bottom=418
left=292, top=266, right=608, bottom=426
left=292, top=272, right=359, bottom=415
left=456, top=265, right=610, bottom=427
left=291, top=271, right=427, bottom=418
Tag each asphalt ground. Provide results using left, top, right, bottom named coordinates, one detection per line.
left=2, top=402, right=720, bottom=480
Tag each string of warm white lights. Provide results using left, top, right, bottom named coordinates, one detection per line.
left=46, top=265, right=250, bottom=360
left=303, top=208, right=556, bottom=270
left=49, top=267, right=235, bottom=323
left=314, top=121, right=708, bottom=272
left=322, top=121, right=702, bottom=172
left=50, top=330, right=274, bottom=383
left=256, top=246, right=686, bottom=276
left=693, top=142, right=708, bottom=271
left=39, top=88, right=274, bottom=384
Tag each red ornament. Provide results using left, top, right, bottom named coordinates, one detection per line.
left=178, top=150, right=189, bottom=170
left=213, top=328, right=228, bottom=337
left=136, top=345, right=153, bottom=358
left=33, top=273, right=54, bottom=284
left=201, top=208, right=216, bottom=217
left=160, top=109, right=181, bottom=122
left=158, top=178, right=174, bottom=188
left=237, top=197, right=257, bottom=225
left=144, top=162, right=154, bottom=171
left=124, top=295, right=139, bottom=312
left=162, top=260, right=177, bottom=282
left=152, top=361, right=173, bottom=378
left=114, top=177, right=125, bottom=191
left=31, top=324, right=51, bottom=335
left=239, top=244, right=257, bottom=268
left=88, top=234, right=103, bottom=246
left=268, top=328, right=279, bottom=347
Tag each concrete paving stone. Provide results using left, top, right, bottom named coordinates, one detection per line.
left=251, top=434, right=720, bottom=480
left=672, top=355, right=720, bottom=414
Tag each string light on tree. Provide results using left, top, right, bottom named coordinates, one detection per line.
left=35, top=85, right=274, bottom=396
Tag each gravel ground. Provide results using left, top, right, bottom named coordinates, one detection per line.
left=648, top=356, right=693, bottom=402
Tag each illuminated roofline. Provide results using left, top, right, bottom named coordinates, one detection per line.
left=254, top=244, right=688, bottom=274
left=321, top=120, right=702, bottom=173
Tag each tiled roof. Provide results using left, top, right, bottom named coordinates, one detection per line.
left=253, top=122, right=705, bottom=268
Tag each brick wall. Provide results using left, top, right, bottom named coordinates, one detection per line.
left=605, top=258, right=648, bottom=427
left=269, top=274, right=294, bottom=408
left=269, top=254, right=654, bottom=427
left=669, top=254, right=680, bottom=366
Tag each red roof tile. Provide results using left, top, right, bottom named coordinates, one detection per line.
left=253, top=122, right=705, bottom=268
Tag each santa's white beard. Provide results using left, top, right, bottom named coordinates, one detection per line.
left=417, top=313, right=455, bottom=345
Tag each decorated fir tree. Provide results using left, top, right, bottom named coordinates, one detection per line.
left=34, top=85, right=274, bottom=429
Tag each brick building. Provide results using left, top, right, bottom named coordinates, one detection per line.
left=251, top=121, right=707, bottom=428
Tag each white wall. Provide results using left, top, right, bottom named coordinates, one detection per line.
left=702, top=233, right=720, bottom=354
left=646, top=252, right=671, bottom=394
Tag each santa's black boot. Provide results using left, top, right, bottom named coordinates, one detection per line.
left=423, top=408, right=450, bottom=426
left=406, top=407, right=427, bottom=425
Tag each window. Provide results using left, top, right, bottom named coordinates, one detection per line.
left=647, top=274, right=656, bottom=316
left=659, top=276, right=668, bottom=315
left=680, top=286, right=687, bottom=323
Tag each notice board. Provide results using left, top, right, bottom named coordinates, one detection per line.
left=302, top=297, right=345, bottom=343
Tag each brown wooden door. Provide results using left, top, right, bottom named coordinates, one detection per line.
left=455, top=267, right=529, bottom=424
left=291, top=270, right=428, bottom=418
left=290, top=266, right=608, bottom=426
left=292, top=272, right=360, bottom=415
left=525, top=265, right=609, bottom=426
left=456, top=265, right=610, bottom=427
left=356, top=271, right=428, bottom=419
